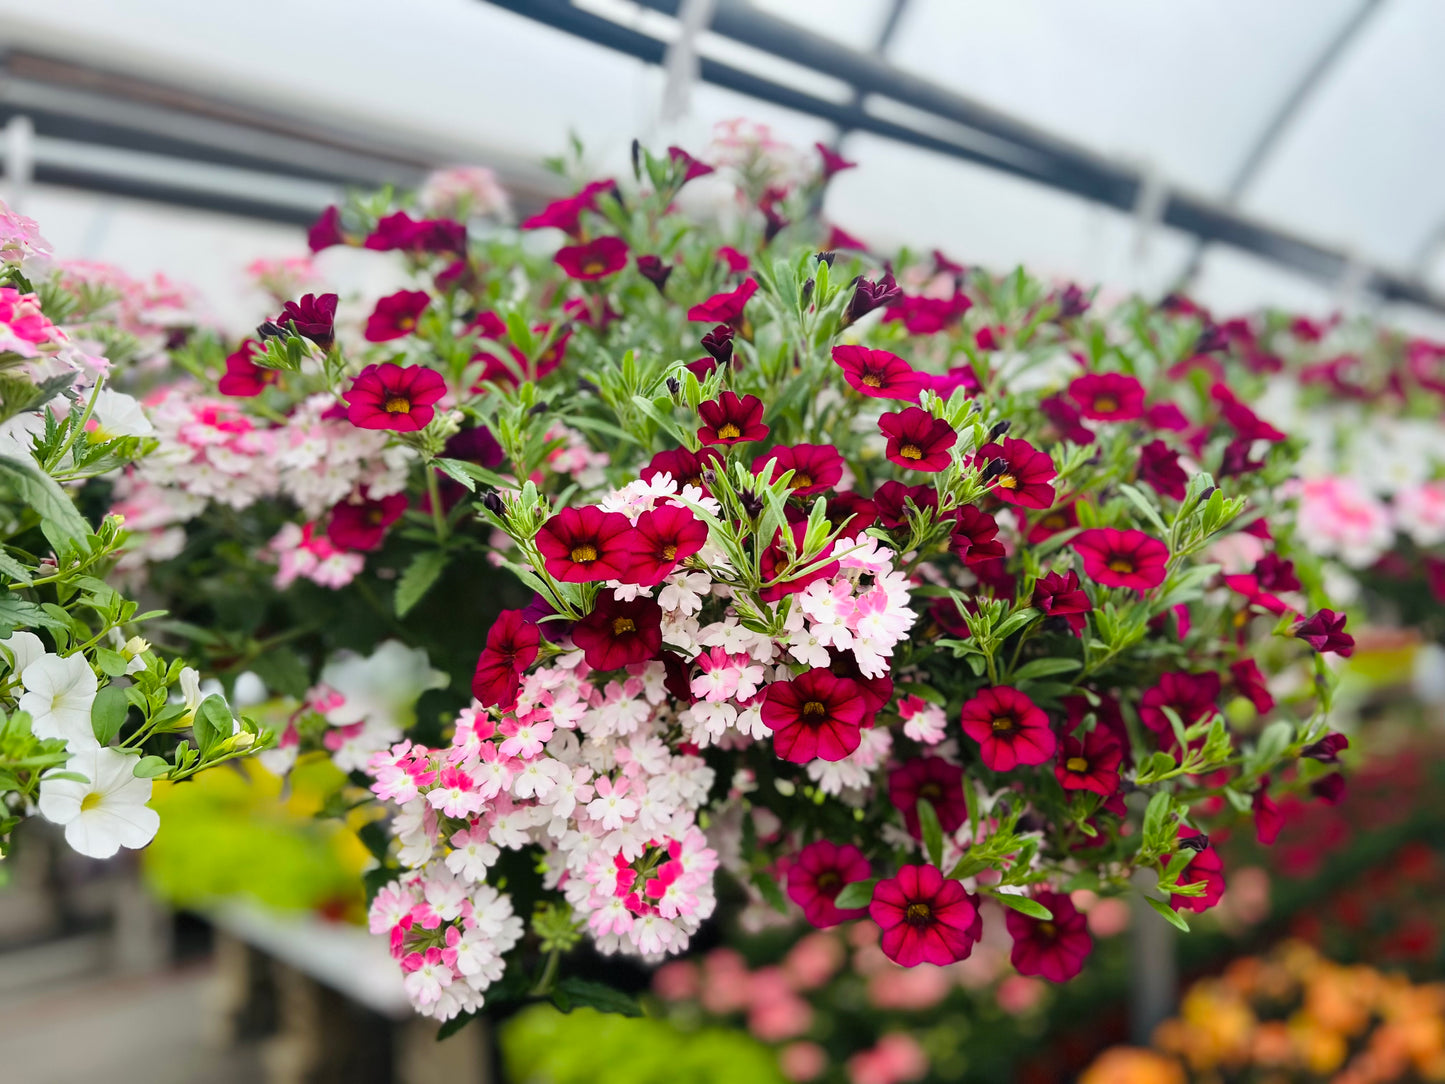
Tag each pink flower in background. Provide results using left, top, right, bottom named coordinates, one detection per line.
left=245, top=255, right=317, bottom=300
left=1394, top=481, right=1445, bottom=547
left=268, top=522, right=364, bottom=589
left=419, top=166, right=511, bottom=220
left=1292, top=476, right=1393, bottom=567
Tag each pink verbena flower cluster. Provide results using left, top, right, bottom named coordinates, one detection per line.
left=363, top=682, right=719, bottom=1017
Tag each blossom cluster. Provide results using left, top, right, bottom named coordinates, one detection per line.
left=112, top=132, right=1362, bottom=1026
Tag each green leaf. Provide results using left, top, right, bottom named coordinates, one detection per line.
left=1142, top=791, right=1174, bottom=849
left=94, top=648, right=130, bottom=678
left=432, top=458, right=477, bottom=492
left=550, top=977, right=644, bottom=1018
left=992, top=893, right=1053, bottom=920
left=0, top=549, right=33, bottom=584
left=194, top=694, right=232, bottom=757
left=132, top=756, right=171, bottom=778
left=750, top=869, right=788, bottom=914
left=832, top=878, right=878, bottom=910
left=1145, top=894, right=1191, bottom=932
left=435, top=1012, right=477, bottom=1041
left=1011, top=657, right=1082, bottom=682
left=917, top=798, right=944, bottom=868
left=1118, top=483, right=1170, bottom=534
left=90, top=684, right=131, bottom=745
left=0, top=455, right=91, bottom=551
left=396, top=551, right=449, bottom=618
left=0, top=596, right=69, bottom=633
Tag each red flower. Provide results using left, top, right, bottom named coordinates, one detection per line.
left=519, top=180, right=612, bottom=234
left=640, top=446, right=721, bottom=491
left=1302, top=732, right=1348, bottom=764
left=307, top=206, right=345, bottom=252
left=364, top=290, right=431, bottom=342
left=535, top=506, right=633, bottom=583
left=687, top=278, right=758, bottom=326
left=977, top=437, right=1056, bottom=509
left=1054, top=728, right=1122, bottom=796
left=1211, top=383, right=1287, bottom=442
left=883, top=292, right=972, bottom=335
left=1140, top=671, right=1221, bottom=736
left=1138, top=440, right=1188, bottom=500
left=827, top=492, right=878, bottom=535
left=1026, top=504, right=1078, bottom=544
left=1311, top=773, right=1346, bottom=805
left=554, top=236, right=629, bottom=280
left=1041, top=395, right=1096, bottom=445
left=949, top=505, right=1005, bottom=566
left=345, top=364, right=447, bottom=432
left=832, top=346, right=925, bottom=401
left=815, top=142, right=857, bottom=180
left=701, top=324, right=734, bottom=364
left=1068, top=373, right=1146, bottom=421
left=1253, top=776, right=1285, bottom=845
left=1146, top=402, right=1190, bottom=431
left=326, top=493, right=408, bottom=552
left=753, top=444, right=844, bottom=496
left=698, top=391, right=768, bottom=446
left=1033, top=569, right=1092, bottom=635
left=636, top=255, right=672, bottom=292
left=1072, top=528, right=1169, bottom=590
left=667, top=145, right=714, bottom=183
left=761, top=669, right=868, bottom=763
left=879, top=409, right=956, bottom=472
left=1006, top=890, right=1092, bottom=982
left=888, top=757, right=967, bottom=839
left=758, top=523, right=838, bottom=602
left=365, top=211, right=467, bottom=255
left=1294, top=609, right=1354, bottom=656
left=717, top=246, right=750, bottom=272
left=572, top=592, right=663, bottom=671
left=275, top=292, right=338, bottom=350
left=628, top=504, right=708, bottom=586
left=217, top=340, right=277, bottom=397
left=869, top=864, right=981, bottom=967
left=843, top=272, right=903, bottom=325
left=873, top=481, right=937, bottom=529
left=787, top=840, right=871, bottom=928
left=923, top=366, right=981, bottom=399
left=1170, top=829, right=1225, bottom=913
left=471, top=609, right=542, bottom=711
left=820, top=226, right=862, bottom=253
left=959, top=686, right=1056, bottom=771
left=827, top=649, right=894, bottom=715
left=1229, top=659, right=1274, bottom=714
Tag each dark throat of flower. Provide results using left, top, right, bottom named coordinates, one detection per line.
left=384, top=395, right=412, bottom=414
left=1093, top=396, right=1117, bottom=413
left=1107, top=557, right=1135, bottom=574
left=802, top=700, right=827, bottom=718
left=815, top=870, right=840, bottom=891
left=899, top=444, right=923, bottom=460
left=862, top=372, right=883, bottom=388
left=991, top=715, right=1015, bottom=733
left=717, top=423, right=741, bottom=440
left=661, top=543, right=678, bottom=560
left=611, top=617, right=637, bottom=635
left=570, top=543, right=599, bottom=563
left=904, top=901, right=933, bottom=927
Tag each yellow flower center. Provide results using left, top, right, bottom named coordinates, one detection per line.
left=802, top=700, right=827, bottom=717
left=384, top=396, right=411, bottom=414
left=611, top=617, right=636, bottom=635
left=661, top=543, right=678, bottom=560
left=81, top=792, right=103, bottom=812
left=862, top=373, right=883, bottom=387
left=570, top=544, right=599, bottom=563
left=991, top=715, right=1015, bottom=733
left=717, top=423, right=741, bottom=440
left=1066, top=757, right=1089, bottom=772
left=899, top=444, right=923, bottom=460
left=1093, top=396, right=1118, bottom=413
left=997, top=473, right=1018, bottom=489
left=905, top=902, right=933, bottom=926
left=1108, top=557, right=1135, bottom=574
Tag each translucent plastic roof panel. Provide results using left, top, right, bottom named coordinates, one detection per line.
left=886, top=0, right=1362, bottom=195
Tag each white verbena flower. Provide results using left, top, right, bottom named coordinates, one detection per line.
left=38, top=745, right=160, bottom=858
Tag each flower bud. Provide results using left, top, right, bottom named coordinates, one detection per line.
left=979, top=457, right=1008, bottom=484
left=801, top=278, right=815, bottom=307
left=987, top=419, right=1012, bottom=442
left=666, top=377, right=681, bottom=396
left=255, top=321, right=284, bottom=340
left=1177, top=833, right=1210, bottom=853
left=815, top=251, right=836, bottom=267
left=482, top=491, right=505, bottom=516
left=528, top=401, right=549, bottom=417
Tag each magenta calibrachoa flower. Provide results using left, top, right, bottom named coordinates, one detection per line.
left=786, top=840, right=871, bottom=928
left=762, top=670, right=870, bottom=763
left=1072, top=528, right=1170, bottom=590
left=959, top=686, right=1056, bottom=771
left=832, top=345, right=926, bottom=401
left=869, top=864, right=982, bottom=967
left=554, top=236, right=629, bottom=280
left=345, top=364, right=447, bottom=431
left=878, top=408, right=956, bottom=471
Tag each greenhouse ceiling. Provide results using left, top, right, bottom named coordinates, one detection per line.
left=1, top=0, right=1442, bottom=326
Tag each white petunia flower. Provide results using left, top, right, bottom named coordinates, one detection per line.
left=38, top=746, right=160, bottom=858
left=1, top=630, right=46, bottom=675
left=19, top=653, right=99, bottom=748
left=91, top=388, right=155, bottom=439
